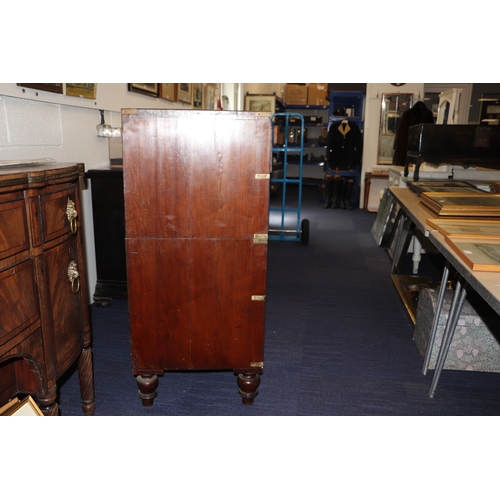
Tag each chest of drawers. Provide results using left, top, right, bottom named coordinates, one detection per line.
left=0, top=162, right=95, bottom=415
left=122, top=109, right=271, bottom=407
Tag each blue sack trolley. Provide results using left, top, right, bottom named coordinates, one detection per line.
left=269, top=112, right=310, bottom=245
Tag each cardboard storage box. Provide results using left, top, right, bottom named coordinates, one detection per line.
left=308, top=84, right=328, bottom=106
left=285, top=84, right=308, bottom=105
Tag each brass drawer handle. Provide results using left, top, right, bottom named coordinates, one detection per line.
left=66, top=198, right=78, bottom=234
left=68, top=260, right=80, bottom=294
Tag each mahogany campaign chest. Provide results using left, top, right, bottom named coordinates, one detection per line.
left=122, top=109, right=271, bottom=406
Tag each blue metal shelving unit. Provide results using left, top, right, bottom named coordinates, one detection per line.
left=326, top=90, right=365, bottom=208
left=269, top=112, right=309, bottom=245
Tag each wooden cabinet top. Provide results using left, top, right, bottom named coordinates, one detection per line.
left=0, top=162, right=83, bottom=192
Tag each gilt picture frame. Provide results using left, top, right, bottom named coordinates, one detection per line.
left=244, top=94, right=276, bottom=114
left=0, top=395, right=44, bottom=416
left=427, top=218, right=500, bottom=238
left=66, top=83, right=97, bottom=99
left=445, top=236, right=500, bottom=272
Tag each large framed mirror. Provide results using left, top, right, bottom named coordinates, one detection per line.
left=437, top=88, right=462, bottom=124
left=377, top=93, right=413, bottom=164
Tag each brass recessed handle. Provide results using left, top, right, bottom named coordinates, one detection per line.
left=66, top=198, right=78, bottom=234
left=68, top=260, right=80, bottom=294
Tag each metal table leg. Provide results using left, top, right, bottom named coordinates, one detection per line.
left=428, top=277, right=468, bottom=398
left=422, top=261, right=450, bottom=376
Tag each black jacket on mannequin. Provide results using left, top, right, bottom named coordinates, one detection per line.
left=326, top=120, right=362, bottom=170
left=392, top=101, right=434, bottom=166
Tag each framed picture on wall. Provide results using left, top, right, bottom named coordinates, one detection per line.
left=177, top=84, right=192, bottom=104
left=244, top=94, right=276, bottom=114
left=65, top=84, right=97, bottom=99
left=205, top=83, right=218, bottom=110
left=17, top=83, right=63, bottom=94
left=128, top=83, right=159, bottom=97
left=160, top=83, right=177, bottom=102
left=192, top=83, right=203, bottom=108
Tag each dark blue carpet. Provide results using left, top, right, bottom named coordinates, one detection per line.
left=57, top=185, right=500, bottom=416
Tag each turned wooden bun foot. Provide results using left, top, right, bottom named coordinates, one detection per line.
left=237, top=373, right=261, bottom=405
left=136, top=374, right=159, bottom=407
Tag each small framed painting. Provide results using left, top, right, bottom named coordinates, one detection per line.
left=177, top=83, right=192, bottom=104
left=128, top=83, right=159, bottom=97
left=192, top=83, right=203, bottom=108
left=17, top=83, right=63, bottom=94
left=160, top=83, right=177, bottom=102
left=205, top=83, right=218, bottom=110
left=66, top=83, right=97, bottom=99
left=244, top=94, right=276, bottom=114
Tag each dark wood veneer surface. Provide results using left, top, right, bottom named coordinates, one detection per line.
left=0, top=162, right=95, bottom=415
left=122, top=109, right=271, bottom=406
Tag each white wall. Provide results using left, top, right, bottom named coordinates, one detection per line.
left=0, top=83, right=195, bottom=304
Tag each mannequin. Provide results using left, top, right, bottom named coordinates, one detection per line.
left=324, top=119, right=362, bottom=209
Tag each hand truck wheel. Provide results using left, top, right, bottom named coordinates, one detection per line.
left=300, top=219, right=309, bottom=245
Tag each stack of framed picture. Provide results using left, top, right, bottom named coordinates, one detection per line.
left=407, top=180, right=482, bottom=195
left=407, top=180, right=500, bottom=273
left=405, top=180, right=500, bottom=218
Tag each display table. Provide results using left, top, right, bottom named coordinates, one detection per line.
left=389, top=186, right=500, bottom=397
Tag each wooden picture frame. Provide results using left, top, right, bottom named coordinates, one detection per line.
left=0, top=396, right=44, bottom=416
left=420, top=192, right=500, bottom=217
left=205, top=83, right=218, bottom=110
left=192, top=83, right=203, bottom=108
left=177, top=84, right=193, bottom=104
left=445, top=235, right=500, bottom=272
left=370, top=188, right=397, bottom=247
left=65, top=83, right=96, bottom=99
left=244, top=94, right=276, bottom=114
left=427, top=218, right=500, bottom=238
left=391, top=274, right=433, bottom=325
left=17, top=83, right=63, bottom=94
left=128, top=83, right=159, bottom=97
left=160, top=83, right=177, bottom=102
left=387, top=209, right=414, bottom=264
